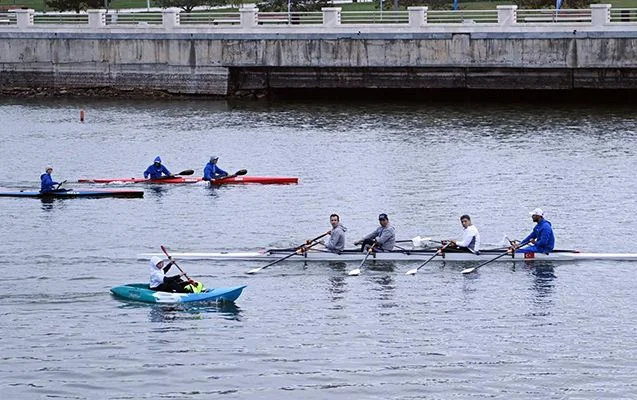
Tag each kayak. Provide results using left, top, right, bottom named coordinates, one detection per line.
left=138, top=248, right=637, bottom=262
left=110, top=283, right=247, bottom=304
left=0, top=189, right=144, bottom=198
left=78, top=176, right=299, bottom=185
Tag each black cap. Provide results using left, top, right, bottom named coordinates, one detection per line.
left=379, top=213, right=388, bottom=220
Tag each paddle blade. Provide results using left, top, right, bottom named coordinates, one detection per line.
left=461, top=267, right=476, bottom=274
left=405, top=268, right=418, bottom=275
left=347, top=268, right=361, bottom=276
left=235, top=169, right=248, bottom=176
left=246, top=267, right=262, bottom=274
left=177, top=169, right=194, bottom=176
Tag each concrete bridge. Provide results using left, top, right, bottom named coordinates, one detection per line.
left=1, top=5, right=636, bottom=96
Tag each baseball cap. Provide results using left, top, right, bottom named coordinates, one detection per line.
left=529, top=208, right=544, bottom=217
left=378, top=213, right=388, bottom=220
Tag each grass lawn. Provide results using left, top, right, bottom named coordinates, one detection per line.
left=2, top=0, right=637, bottom=12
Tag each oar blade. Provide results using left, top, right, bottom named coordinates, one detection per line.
left=405, top=268, right=418, bottom=275
left=246, top=267, right=262, bottom=274
left=461, top=267, right=476, bottom=274
left=347, top=268, right=361, bottom=276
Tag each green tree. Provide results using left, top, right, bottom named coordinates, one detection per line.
left=514, top=0, right=590, bottom=8
left=259, top=0, right=333, bottom=12
left=45, top=0, right=102, bottom=12
left=155, top=0, right=228, bottom=13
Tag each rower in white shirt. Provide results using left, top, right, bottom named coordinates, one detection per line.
left=443, top=214, right=481, bottom=254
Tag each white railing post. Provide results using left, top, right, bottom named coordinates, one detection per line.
left=408, top=6, right=427, bottom=27
left=497, top=5, right=517, bottom=26
left=240, top=6, right=258, bottom=28
left=591, top=4, right=611, bottom=26
left=162, top=8, right=180, bottom=28
left=15, top=9, right=34, bottom=27
left=322, top=7, right=341, bottom=27
left=88, top=9, right=106, bottom=28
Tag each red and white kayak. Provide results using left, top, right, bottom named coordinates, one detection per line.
left=78, top=176, right=298, bottom=185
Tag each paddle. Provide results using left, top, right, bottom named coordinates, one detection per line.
left=246, top=231, right=330, bottom=274
left=461, top=241, right=529, bottom=275
left=160, top=245, right=191, bottom=281
left=166, top=169, right=195, bottom=178
left=54, top=180, right=68, bottom=190
left=347, top=241, right=376, bottom=276
left=212, top=169, right=248, bottom=183
left=405, top=242, right=451, bottom=275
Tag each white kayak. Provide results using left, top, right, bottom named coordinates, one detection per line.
left=138, top=248, right=637, bottom=262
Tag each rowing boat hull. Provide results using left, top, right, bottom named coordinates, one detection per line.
left=0, top=189, right=144, bottom=198
left=138, top=249, right=637, bottom=262
left=78, top=176, right=298, bottom=185
left=110, top=283, right=247, bottom=304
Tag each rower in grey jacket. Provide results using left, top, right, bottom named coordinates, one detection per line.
left=324, top=213, right=347, bottom=253
left=354, top=213, right=396, bottom=252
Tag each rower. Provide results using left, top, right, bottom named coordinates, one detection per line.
left=203, top=155, right=229, bottom=181
left=322, top=213, right=347, bottom=253
left=40, top=166, right=60, bottom=193
left=354, top=213, right=396, bottom=252
left=144, top=156, right=172, bottom=179
left=511, top=208, right=555, bottom=255
left=443, top=214, right=481, bottom=254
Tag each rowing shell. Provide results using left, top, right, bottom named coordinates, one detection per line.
left=78, top=176, right=298, bottom=185
left=138, top=248, right=637, bottom=262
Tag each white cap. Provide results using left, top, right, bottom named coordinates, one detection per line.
left=529, top=208, right=544, bottom=217
left=150, top=256, right=162, bottom=267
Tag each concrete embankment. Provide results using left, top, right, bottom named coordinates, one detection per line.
left=1, top=7, right=637, bottom=98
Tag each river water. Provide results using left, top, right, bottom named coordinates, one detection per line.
left=0, top=97, right=636, bottom=399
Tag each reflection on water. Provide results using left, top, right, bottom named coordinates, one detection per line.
left=528, top=262, right=557, bottom=301
left=116, top=301, right=242, bottom=322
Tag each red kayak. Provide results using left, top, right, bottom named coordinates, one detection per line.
left=78, top=176, right=298, bottom=185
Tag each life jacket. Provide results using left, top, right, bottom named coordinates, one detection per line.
left=184, top=280, right=204, bottom=294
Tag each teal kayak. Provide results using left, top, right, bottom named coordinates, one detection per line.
left=110, top=283, right=246, bottom=304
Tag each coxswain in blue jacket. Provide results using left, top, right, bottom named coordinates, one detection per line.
left=40, top=167, right=59, bottom=193
left=144, top=156, right=172, bottom=179
left=515, top=208, right=555, bottom=254
left=203, top=156, right=228, bottom=181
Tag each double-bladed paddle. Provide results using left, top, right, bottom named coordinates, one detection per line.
left=161, top=245, right=191, bottom=281
left=55, top=180, right=68, bottom=190
left=210, top=169, right=248, bottom=185
left=347, top=241, right=376, bottom=276
left=461, top=241, right=529, bottom=274
left=246, top=231, right=330, bottom=274
left=405, top=242, right=451, bottom=275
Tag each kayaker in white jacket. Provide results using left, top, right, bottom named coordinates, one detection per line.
left=149, top=256, right=187, bottom=292
left=354, top=213, right=396, bottom=252
left=323, top=213, right=347, bottom=253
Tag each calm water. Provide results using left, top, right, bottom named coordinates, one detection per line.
left=1, top=98, right=636, bottom=399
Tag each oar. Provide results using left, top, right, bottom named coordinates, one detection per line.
left=405, top=242, right=451, bottom=275
left=347, top=242, right=376, bottom=276
left=461, top=241, right=529, bottom=275
left=160, top=245, right=191, bottom=281
left=246, top=231, right=330, bottom=274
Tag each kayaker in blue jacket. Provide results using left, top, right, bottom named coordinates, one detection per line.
left=354, top=213, right=396, bottom=252
left=513, top=208, right=555, bottom=254
left=144, top=156, right=172, bottom=179
left=40, top=167, right=59, bottom=193
left=203, top=155, right=228, bottom=181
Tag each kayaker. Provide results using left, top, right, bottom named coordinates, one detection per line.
left=511, top=208, right=555, bottom=254
left=354, top=213, right=396, bottom=252
left=143, top=156, right=172, bottom=179
left=443, top=214, right=481, bottom=254
left=203, top=155, right=228, bottom=181
left=149, top=256, right=188, bottom=293
left=40, top=167, right=60, bottom=193
left=322, top=213, right=347, bottom=253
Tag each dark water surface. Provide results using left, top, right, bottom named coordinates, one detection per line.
left=1, top=98, right=636, bottom=399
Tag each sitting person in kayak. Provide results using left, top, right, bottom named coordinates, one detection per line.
left=203, top=155, right=228, bottom=181
left=144, top=156, right=172, bottom=179
left=40, top=167, right=60, bottom=193
left=511, top=208, right=555, bottom=255
left=443, top=214, right=481, bottom=254
left=322, top=213, right=347, bottom=253
left=354, top=213, right=396, bottom=252
left=149, top=256, right=204, bottom=293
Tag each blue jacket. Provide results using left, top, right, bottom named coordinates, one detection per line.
left=203, top=162, right=228, bottom=181
left=40, top=172, right=59, bottom=192
left=144, top=156, right=171, bottom=179
left=521, top=219, right=555, bottom=253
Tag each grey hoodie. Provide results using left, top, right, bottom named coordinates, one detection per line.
left=325, top=223, right=347, bottom=253
left=363, top=223, right=396, bottom=251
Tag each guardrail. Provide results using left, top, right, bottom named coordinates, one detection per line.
left=1, top=4, right=634, bottom=30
